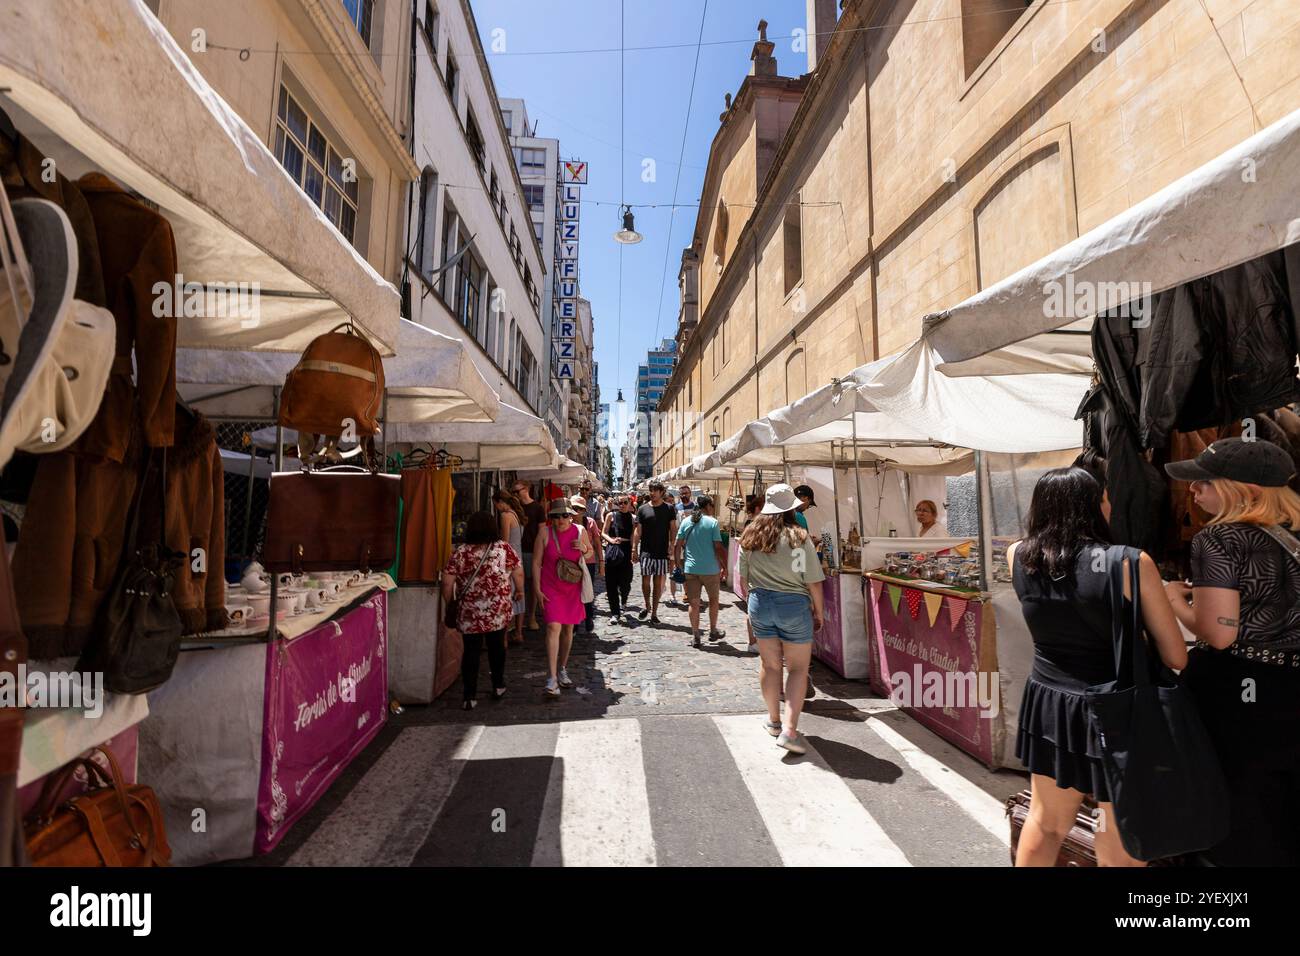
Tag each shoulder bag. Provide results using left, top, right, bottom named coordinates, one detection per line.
left=444, top=543, right=495, bottom=631
left=672, top=519, right=697, bottom=584
left=77, top=448, right=183, bottom=695
left=554, top=527, right=584, bottom=584
left=24, top=746, right=171, bottom=867
left=1084, top=545, right=1230, bottom=861
left=604, top=514, right=629, bottom=567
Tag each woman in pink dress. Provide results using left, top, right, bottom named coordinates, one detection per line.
left=533, top=499, right=593, bottom=698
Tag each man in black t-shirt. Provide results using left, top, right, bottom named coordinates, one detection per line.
left=631, top=480, right=677, bottom=625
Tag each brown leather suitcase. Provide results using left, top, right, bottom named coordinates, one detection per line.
left=264, top=468, right=399, bottom=573
left=25, top=746, right=170, bottom=867
left=1005, top=789, right=1098, bottom=866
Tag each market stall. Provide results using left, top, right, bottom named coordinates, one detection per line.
left=0, top=0, right=411, bottom=865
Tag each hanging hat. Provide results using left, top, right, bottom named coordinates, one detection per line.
left=0, top=197, right=114, bottom=470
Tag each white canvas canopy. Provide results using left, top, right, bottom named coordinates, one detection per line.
left=518, top=457, right=586, bottom=483
left=0, top=0, right=400, bottom=353
left=923, top=106, right=1300, bottom=366
left=176, top=319, right=500, bottom=423
left=386, top=403, right=557, bottom=470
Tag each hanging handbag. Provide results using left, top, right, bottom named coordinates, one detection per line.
left=1084, top=545, right=1230, bottom=861
left=77, top=449, right=184, bottom=695
left=24, top=746, right=171, bottom=867
left=264, top=465, right=400, bottom=573
left=444, top=543, right=494, bottom=631
left=580, top=559, right=594, bottom=605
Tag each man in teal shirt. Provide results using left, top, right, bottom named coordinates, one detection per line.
left=674, top=495, right=728, bottom=647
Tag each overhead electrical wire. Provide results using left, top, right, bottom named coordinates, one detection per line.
left=652, top=0, right=709, bottom=349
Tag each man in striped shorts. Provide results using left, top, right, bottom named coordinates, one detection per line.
left=631, top=480, right=677, bottom=626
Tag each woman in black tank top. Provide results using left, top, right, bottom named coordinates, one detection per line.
left=1009, top=466, right=1187, bottom=866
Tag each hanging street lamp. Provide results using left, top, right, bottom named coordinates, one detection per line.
left=613, top=204, right=642, bottom=244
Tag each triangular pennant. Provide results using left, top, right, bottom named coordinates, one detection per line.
left=904, top=588, right=923, bottom=620
left=886, top=584, right=902, bottom=615
left=947, top=596, right=968, bottom=630
left=923, top=592, right=943, bottom=628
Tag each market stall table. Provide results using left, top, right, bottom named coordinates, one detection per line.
left=138, top=579, right=392, bottom=864
left=865, top=571, right=1032, bottom=770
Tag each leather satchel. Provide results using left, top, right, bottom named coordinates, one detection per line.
left=555, top=557, right=583, bottom=583
left=77, top=448, right=183, bottom=695
left=264, top=467, right=399, bottom=573
left=25, top=747, right=171, bottom=867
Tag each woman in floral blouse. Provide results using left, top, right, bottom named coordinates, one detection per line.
left=441, top=511, right=525, bottom=710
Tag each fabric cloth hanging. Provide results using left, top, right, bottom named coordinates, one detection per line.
left=398, top=466, right=455, bottom=584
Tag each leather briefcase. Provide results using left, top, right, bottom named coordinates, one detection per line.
left=25, top=746, right=171, bottom=867
left=1005, top=789, right=1098, bottom=867
left=264, top=468, right=399, bottom=573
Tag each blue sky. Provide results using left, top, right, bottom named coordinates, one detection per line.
left=473, top=0, right=811, bottom=459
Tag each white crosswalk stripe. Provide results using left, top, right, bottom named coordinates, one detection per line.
left=863, top=713, right=1010, bottom=846
left=711, top=714, right=912, bottom=866
left=531, top=718, right=657, bottom=867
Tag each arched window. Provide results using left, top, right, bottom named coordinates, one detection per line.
left=416, top=166, right=439, bottom=277
left=785, top=348, right=806, bottom=404
left=961, top=0, right=1027, bottom=79
left=712, top=198, right=729, bottom=274
left=722, top=406, right=731, bottom=438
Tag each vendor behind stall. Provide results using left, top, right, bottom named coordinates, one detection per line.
left=914, top=499, right=948, bottom=538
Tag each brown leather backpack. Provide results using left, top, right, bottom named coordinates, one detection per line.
left=278, top=322, right=384, bottom=466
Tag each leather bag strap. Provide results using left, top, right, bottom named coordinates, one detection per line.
left=70, top=800, right=123, bottom=866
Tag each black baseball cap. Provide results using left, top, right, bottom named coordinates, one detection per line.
left=1164, top=437, right=1294, bottom=487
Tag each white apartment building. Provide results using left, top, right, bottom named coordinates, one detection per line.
left=405, top=0, right=546, bottom=413
left=572, top=296, right=595, bottom=466
left=498, top=97, right=569, bottom=451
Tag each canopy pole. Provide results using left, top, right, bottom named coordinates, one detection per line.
left=975, top=450, right=993, bottom=592
left=242, top=440, right=256, bottom=561
left=269, top=385, right=283, bottom=644
left=830, top=440, right=842, bottom=570
left=851, top=414, right=866, bottom=541
left=781, top=446, right=790, bottom=484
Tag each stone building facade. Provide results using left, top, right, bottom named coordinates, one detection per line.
left=655, top=0, right=1300, bottom=472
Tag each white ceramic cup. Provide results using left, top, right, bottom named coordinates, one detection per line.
left=246, top=593, right=271, bottom=616
left=225, top=604, right=251, bottom=627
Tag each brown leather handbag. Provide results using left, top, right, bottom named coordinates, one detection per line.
left=277, top=322, right=385, bottom=461
left=25, top=747, right=171, bottom=867
left=263, top=467, right=400, bottom=573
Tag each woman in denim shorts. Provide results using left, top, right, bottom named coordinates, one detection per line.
left=737, top=484, right=826, bottom=755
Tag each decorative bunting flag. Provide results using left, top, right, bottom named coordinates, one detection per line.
left=947, top=596, right=968, bottom=630
left=904, top=588, right=923, bottom=620
left=923, top=592, right=943, bottom=628
left=886, top=584, right=902, bottom=615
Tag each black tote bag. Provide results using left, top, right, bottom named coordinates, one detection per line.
left=1084, top=545, right=1230, bottom=861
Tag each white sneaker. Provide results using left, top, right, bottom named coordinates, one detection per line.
left=762, top=720, right=782, bottom=737
left=544, top=678, right=560, bottom=698
left=557, top=668, right=574, bottom=688
left=777, top=730, right=806, bottom=755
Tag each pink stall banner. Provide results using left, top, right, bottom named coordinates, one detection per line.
left=811, top=574, right=844, bottom=676
left=867, top=578, right=998, bottom=766
left=257, top=592, right=389, bottom=854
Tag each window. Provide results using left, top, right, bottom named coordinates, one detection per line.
left=519, top=148, right=546, bottom=172
left=961, top=0, right=1033, bottom=78
left=502, top=109, right=512, bottom=133
left=533, top=220, right=544, bottom=243
left=721, top=311, right=729, bottom=367
left=445, top=52, right=459, bottom=103
left=713, top=199, right=729, bottom=274
left=523, top=184, right=545, bottom=211
left=341, top=0, right=374, bottom=47
left=785, top=348, right=806, bottom=403
left=416, top=166, right=438, bottom=277
left=466, top=108, right=485, bottom=174
left=423, top=1, right=439, bottom=51
left=275, top=86, right=359, bottom=244
left=783, top=196, right=803, bottom=296
left=439, top=202, right=459, bottom=303
left=456, top=248, right=483, bottom=337
left=490, top=170, right=503, bottom=223
left=722, top=407, right=732, bottom=437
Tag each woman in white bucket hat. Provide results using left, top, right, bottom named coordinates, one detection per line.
left=737, top=483, right=826, bottom=755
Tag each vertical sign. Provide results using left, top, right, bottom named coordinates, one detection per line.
left=554, top=159, right=585, bottom=377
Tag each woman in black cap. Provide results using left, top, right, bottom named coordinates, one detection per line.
left=1163, top=437, right=1300, bottom=865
